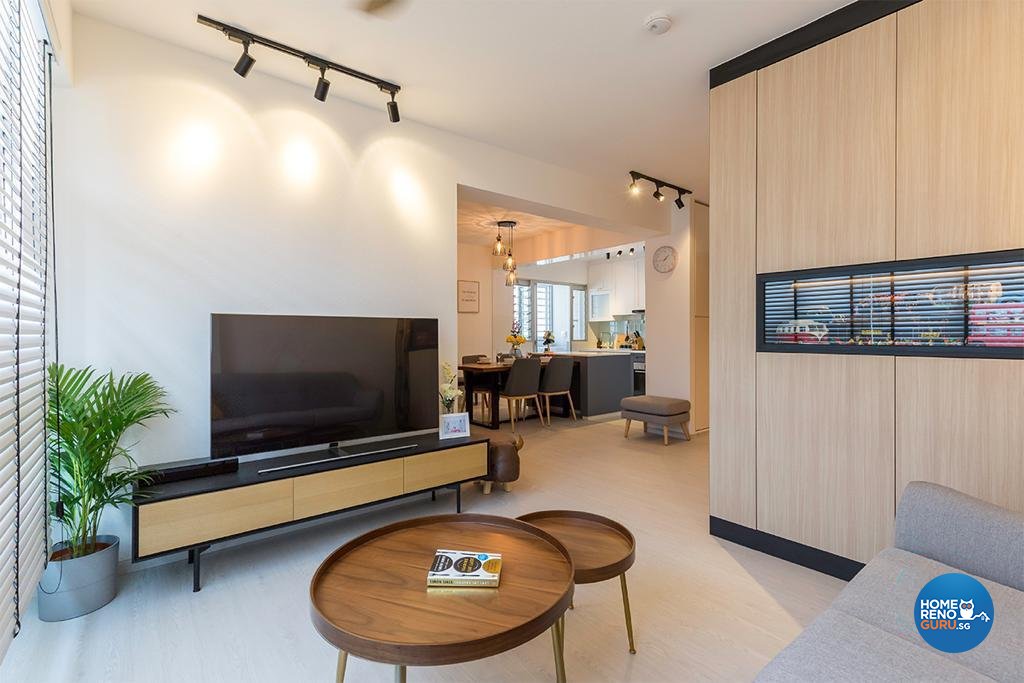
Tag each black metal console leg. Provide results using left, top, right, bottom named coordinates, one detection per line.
left=431, top=490, right=436, bottom=502
left=455, top=483, right=462, bottom=513
left=191, top=545, right=210, bottom=592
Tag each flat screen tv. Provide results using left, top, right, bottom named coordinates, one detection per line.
left=211, top=314, right=438, bottom=458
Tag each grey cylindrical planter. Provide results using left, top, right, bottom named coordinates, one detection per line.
left=36, top=535, right=119, bottom=622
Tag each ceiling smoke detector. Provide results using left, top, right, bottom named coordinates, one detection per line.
left=644, top=14, right=672, bottom=35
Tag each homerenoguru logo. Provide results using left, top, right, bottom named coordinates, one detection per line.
left=915, top=573, right=994, bottom=653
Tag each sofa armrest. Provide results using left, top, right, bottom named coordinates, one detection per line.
left=895, top=481, right=1024, bottom=590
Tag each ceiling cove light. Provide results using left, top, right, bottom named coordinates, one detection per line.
left=626, top=170, right=691, bottom=210
left=234, top=39, right=255, bottom=77
left=198, top=14, right=402, bottom=123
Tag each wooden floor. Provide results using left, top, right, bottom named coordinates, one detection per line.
left=1, top=418, right=843, bottom=682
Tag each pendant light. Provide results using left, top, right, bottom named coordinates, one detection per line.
left=492, top=222, right=505, bottom=256
left=498, top=220, right=517, bottom=274
left=498, top=220, right=518, bottom=286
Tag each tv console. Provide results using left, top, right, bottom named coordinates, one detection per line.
left=132, top=434, right=489, bottom=591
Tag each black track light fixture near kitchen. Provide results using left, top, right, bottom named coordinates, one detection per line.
left=627, top=171, right=691, bottom=210
left=234, top=39, right=255, bottom=77
left=198, top=15, right=402, bottom=122
left=387, top=91, right=400, bottom=123
left=313, top=64, right=331, bottom=102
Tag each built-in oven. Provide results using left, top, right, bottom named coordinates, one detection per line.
left=632, top=353, right=645, bottom=395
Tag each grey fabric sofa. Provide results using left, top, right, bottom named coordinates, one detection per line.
left=757, top=482, right=1024, bottom=682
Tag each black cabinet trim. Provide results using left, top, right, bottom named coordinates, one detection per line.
left=709, top=516, right=864, bottom=581
left=710, top=0, right=921, bottom=89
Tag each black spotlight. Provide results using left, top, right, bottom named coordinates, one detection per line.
left=616, top=250, right=623, bottom=257
left=653, top=186, right=665, bottom=202
left=314, top=67, right=330, bottom=102
left=629, top=247, right=635, bottom=256
left=674, top=191, right=685, bottom=209
left=606, top=252, right=611, bottom=260
left=387, top=92, right=400, bottom=123
left=234, top=40, right=254, bottom=77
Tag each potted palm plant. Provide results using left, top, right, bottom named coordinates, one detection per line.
left=37, top=364, right=173, bottom=621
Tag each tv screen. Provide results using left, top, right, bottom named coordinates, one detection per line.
left=211, top=314, right=438, bottom=458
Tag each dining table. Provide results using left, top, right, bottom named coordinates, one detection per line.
left=460, top=356, right=573, bottom=430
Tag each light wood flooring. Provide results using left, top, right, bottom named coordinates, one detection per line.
left=1, top=417, right=844, bottom=682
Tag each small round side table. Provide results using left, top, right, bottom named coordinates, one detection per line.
left=517, top=510, right=637, bottom=654
left=310, top=514, right=574, bottom=682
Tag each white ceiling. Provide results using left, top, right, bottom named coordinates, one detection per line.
left=71, top=0, right=849, bottom=203
left=458, top=198, right=600, bottom=247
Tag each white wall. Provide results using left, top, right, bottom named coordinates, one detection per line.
left=57, top=15, right=663, bottom=555
left=457, top=243, right=494, bottom=359
left=644, top=206, right=693, bottom=408
left=516, top=258, right=589, bottom=285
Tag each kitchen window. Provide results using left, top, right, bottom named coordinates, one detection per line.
left=512, top=282, right=532, bottom=340
left=571, top=286, right=587, bottom=341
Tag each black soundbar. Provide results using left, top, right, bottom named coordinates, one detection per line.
left=144, top=457, right=239, bottom=485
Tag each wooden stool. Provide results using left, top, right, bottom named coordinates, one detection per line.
left=518, top=510, right=637, bottom=654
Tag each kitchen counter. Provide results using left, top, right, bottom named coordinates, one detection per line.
left=547, top=351, right=634, bottom=416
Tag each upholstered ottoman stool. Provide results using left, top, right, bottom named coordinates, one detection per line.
left=482, top=433, right=522, bottom=493
left=620, top=395, right=691, bottom=445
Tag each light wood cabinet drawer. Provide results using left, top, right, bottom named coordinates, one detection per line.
left=403, top=443, right=487, bottom=493
left=137, top=480, right=293, bottom=557
left=293, top=459, right=404, bottom=520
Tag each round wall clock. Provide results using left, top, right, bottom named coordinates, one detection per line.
left=653, top=245, right=678, bottom=273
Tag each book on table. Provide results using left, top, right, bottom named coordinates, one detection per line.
left=427, top=549, right=502, bottom=587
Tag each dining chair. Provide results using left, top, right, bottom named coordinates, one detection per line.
left=537, top=356, right=576, bottom=425
left=499, top=357, right=543, bottom=432
left=461, top=354, right=490, bottom=415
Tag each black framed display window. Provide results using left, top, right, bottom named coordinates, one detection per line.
left=757, top=250, right=1024, bottom=359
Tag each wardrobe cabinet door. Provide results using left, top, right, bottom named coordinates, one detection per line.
left=757, top=16, right=896, bottom=273
left=897, top=0, right=1024, bottom=259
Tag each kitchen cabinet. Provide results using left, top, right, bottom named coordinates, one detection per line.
left=589, top=257, right=645, bottom=317
left=589, top=291, right=611, bottom=321
left=588, top=261, right=612, bottom=291
left=635, top=259, right=645, bottom=310
left=611, top=259, right=635, bottom=316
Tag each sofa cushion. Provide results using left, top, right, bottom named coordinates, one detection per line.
left=756, top=609, right=990, bottom=683
left=895, top=481, right=1024, bottom=591
left=829, top=547, right=1024, bottom=682
left=620, top=395, right=691, bottom=416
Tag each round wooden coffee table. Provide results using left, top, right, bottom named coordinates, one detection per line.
left=310, top=514, right=574, bottom=682
left=517, top=510, right=637, bottom=654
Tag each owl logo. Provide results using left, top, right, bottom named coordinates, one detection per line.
left=959, top=599, right=974, bottom=620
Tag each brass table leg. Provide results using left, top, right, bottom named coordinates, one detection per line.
left=395, top=664, right=407, bottom=683
left=551, top=615, right=567, bottom=683
left=620, top=573, right=636, bottom=654
left=335, top=650, right=348, bottom=683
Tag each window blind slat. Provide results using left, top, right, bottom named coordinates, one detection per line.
left=0, top=0, right=51, bottom=664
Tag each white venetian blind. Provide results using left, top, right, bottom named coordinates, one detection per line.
left=0, top=0, right=49, bottom=663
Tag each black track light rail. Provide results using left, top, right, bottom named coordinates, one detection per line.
left=628, top=171, right=691, bottom=198
left=197, top=15, right=401, bottom=96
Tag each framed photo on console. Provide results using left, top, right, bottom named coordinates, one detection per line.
left=440, top=412, right=470, bottom=439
